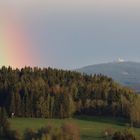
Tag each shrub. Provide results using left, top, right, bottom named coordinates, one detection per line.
left=112, top=129, right=139, bottom=140
left=0, top=107, right=21, bottom=140
left=24, top=128, right=37, bottom=140
left=23, top=122, right=80, bottom=140
left=103, top=127, right=115, bottom=139
left=6, top=130, right=21, bottom=140
left=61, top=122, right=80, bottom=140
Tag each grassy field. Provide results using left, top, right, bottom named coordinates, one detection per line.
left=9, top=116, right=140, bottom=140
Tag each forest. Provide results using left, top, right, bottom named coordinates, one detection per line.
left=0, top=66, right=140, bottom=126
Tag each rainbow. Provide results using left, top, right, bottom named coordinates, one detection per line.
left=0, top=16, right=36, bottom=68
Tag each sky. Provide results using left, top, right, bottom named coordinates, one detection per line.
left=0, top=0, right=140, bottom=69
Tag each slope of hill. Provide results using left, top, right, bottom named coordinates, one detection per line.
left=76, top=61, right=140, bottom=92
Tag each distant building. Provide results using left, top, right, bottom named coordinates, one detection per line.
left=118, top=58, right=125, bottom=63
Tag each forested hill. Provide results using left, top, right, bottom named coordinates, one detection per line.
left=0, top=66, right=138, bottom=121
left=76, top=61, right=140, bottom=92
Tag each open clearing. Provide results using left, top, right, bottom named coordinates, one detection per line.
left=9, top=116, right=140, bottom=140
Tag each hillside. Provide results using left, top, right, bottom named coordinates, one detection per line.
left=0, top=66, right=140, bottom=140
left=76, top=61, right=140, bottom=92
left=0, top=66, right=136, bottom=119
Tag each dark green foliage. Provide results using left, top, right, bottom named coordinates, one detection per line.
left=24, top=128, right=37, bottom=140
left=112, top=129, right=139, bottom=140
left=0, top=107, right=10, bottom=137
left=6, top=130, right=21, bottom=140
left=0, top=66, right=137, bottom=120
left=24, top=122, right=80, bottom=140
left=0, top=107, right=20, bottom=140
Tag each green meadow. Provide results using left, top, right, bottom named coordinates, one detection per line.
left=8, top=116, right=140, bottom=140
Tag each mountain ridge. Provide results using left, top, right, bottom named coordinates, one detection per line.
left=76, top=61, right=140, bottom=92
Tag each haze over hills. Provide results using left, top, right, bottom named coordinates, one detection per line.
left=76, top=60, right=140, bottom=92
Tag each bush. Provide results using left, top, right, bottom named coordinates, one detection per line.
left=103, top=127, right=115, bottom=139
left=6, top=130, right=21, bottom=140
left=24, top=128, right=37, bottom=140
left=23, top=122, right=80, bottom=140
left=0, top=107, right=21, bottom=140
left=61, top=122, right=80, bottom=140
left=112, top=129, right=139, bottom=140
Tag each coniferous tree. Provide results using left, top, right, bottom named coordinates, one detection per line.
left=0, top=66, right=138, bottom=124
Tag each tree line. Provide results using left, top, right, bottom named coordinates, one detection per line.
left=0, top=66, right=139, bottom=123
left=1, top=107, right=139, bottom=140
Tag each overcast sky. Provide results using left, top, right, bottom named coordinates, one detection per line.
left=1, top=0, right=140, bottom=69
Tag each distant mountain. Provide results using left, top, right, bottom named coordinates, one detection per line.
left=76, top=61, right=140, bottom=92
